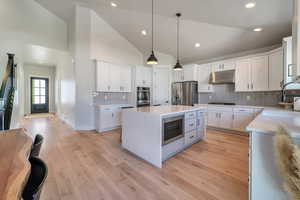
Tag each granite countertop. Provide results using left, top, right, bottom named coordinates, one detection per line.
left=94, top=104, right=135, bottom=108
left=247, top=107, right=300, bottom=138
left=126, top=105, right=205, bottom=116
left=195, top=104, right=265, bottom=109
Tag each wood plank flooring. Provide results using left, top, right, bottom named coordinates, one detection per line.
left=21, top=115, right=249, bottom=200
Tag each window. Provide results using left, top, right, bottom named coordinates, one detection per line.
left=32, top=79, right=46, bottom=104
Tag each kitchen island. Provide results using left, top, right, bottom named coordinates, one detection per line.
left=122, top=105, right=207, bottom=168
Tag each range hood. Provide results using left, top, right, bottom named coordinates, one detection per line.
left=209, top=69, right=235, bottom=84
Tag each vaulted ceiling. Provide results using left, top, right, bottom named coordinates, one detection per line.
left=35, top=0, right=293, bottom=63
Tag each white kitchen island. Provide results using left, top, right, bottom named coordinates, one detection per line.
left=122, top=105, right=207, bottom=168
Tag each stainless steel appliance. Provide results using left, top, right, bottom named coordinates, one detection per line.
left=162, top=115, right=184, bottom=145
left=209, top=70, right=235, bottom=84
left=137, top=87, right=150, bottom=107
left=172, top=81, right=198, bottom=106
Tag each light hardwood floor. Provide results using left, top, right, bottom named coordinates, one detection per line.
left=22, top=115, right=249, bottom=200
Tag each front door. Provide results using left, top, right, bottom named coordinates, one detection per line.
left=31, top=77, right=49, bottom=113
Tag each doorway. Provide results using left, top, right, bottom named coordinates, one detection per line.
left=30, top=77, right=49, bottom=113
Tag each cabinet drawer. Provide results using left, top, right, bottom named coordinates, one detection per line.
left=185, top=130, right=197, bottom=146
left=233, top=107, right=254, bottom=113
left=207, top=106, right=233, bottom=112
left=185, top=111, right=197, bottom=119
left=185, top=118, right=197, bottom=132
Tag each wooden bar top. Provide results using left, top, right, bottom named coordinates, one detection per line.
left=0, top=129, right=32, bottom=200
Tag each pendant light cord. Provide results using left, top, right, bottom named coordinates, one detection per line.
left=152, top=0, right=154, bottom=52
left=176, top=13, right=181, bottom=62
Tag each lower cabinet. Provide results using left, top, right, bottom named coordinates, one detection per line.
left=96, top=105, right=122, bottom=133
left=207, top=110, right=233, bottom=129
left=232, top=112, right=254, bottom=132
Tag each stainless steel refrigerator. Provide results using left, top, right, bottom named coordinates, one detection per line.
left=171, top=81, right=198, bottom=106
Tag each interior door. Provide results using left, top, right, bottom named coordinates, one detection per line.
left=31, top=77, right=49, bottom=113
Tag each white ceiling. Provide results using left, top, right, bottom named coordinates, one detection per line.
left=35, top=0, right=293, bottom=63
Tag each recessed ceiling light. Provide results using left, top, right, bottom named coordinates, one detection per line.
left=111, top=2, right=117, bottom=7
left=253, top=27, right=263, bottom=32
left=245, top=2, right=256, bottom=8
left=195, top=43, right=201, bottom=48
left=141, top=30, right=147, bottom=35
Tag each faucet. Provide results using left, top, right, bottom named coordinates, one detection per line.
left=281, top=76, right=300, bottom=102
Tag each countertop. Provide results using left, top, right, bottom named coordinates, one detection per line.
left=247, top=107, right=300, bottom=138
left=94, top=104, right=135, bottom=108
left=0, top=128, right=33, bottom=200
left=125, top=105, right=205, bottom=116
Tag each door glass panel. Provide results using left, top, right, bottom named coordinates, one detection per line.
left=34, top=88, right=40, bottom=96
left=40, top=88, right=45, bottom=95
left=40, top=80, right=46, bottom=87
left=34, top=96, right=40, bottom=104
left=40, top=96, right=45, bottom=104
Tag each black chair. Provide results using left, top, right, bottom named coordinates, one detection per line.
left=30, top=134, right=44, bottom=158
left=22, top=157, right=48, bottom=200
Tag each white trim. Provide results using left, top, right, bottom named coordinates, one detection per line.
left=28, top=75, right=52, bottom=114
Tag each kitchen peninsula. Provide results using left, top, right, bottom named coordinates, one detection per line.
left=122, top=105, right=206, bottom=168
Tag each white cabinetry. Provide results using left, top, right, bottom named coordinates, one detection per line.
left=183, top=64, right=198, bottom=81
left=269, top=49, right=284, bottom=91
left=136, top=66, right=152, bottom=87
left=153, top=67, right=170, bottom=105
left=96, top=105, right=123, bottom=133
left=212, top=60, right=236, bottom=72
left=251, top=56, right=269, bottom=91
left=207, top=107, right=233, bottom=129
left=198, top=64, right=213, bottom=92
left=173, top=70, right=184, bottom=82
left=235, top=56, right=268, bottom=92
left=96, top=61, right=132, bottom=92
left=232, top=108, right=255, bottom=132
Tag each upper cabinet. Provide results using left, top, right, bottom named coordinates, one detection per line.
left=269, top=49, right=284, bottom=91
left=250, top=56, right=269, bottom=91
left=235, top=59, right=251, bottom=92
left=198, top=64, right=214, bottom=92
left=212, top=60, right=236, bottom=72
left=183, top=64, right=198, bottom=81
left=136, top=66, right=152, bottom=87
left=96, top=61, right=132, bottom=93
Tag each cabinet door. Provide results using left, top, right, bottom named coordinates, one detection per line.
left=108, top=63, right=121, bottom=92
left=183, top=65, right=197, bottom=81
left=235, top=59, right=251, bottom=92
left=232, top=112, right=254, bottom=131
left=219, top=111, right=233, bottom=129
left=223, top=60, right=236, bottom=70
left=120, top=66, right=132, bottom=92
left=173, top=70, right=184, bottom=82
left=96, top=61, right=110, bottom=92
left=269, top=50, right=284, bottom=91
left=198, top=64, right=213, bottom=92
left=212, top=62, right=222, bottom=72
left=100, top=108, right=114, bottom=129
left=144, top=67, right=153, bottom=87
left=197, top=112, right=206, bottom=139
left=113, top=107, right=122, bottom=127
left=251, top=56, right=268, bottom=91
left=207, top=111, right=219, bottom=127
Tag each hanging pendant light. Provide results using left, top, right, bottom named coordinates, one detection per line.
left=146, top=0, right=158, bottom=65
left=174, top=13, right=183, bottom=71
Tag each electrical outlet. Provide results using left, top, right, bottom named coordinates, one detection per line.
left=246, top=96, right=251, bottom=101
left=209, top=96, right=212, bottom=100
left=122, top=95, right=126, bottom=100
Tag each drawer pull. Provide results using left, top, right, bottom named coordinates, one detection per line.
left=190, top=135, right=194, bottom=139
left=189, top=123, right=194, bottom=127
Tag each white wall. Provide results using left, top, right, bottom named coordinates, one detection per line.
left=73, top=6, right=144, bottom=130
left=23, top=64, right=56, bottom=115
left=0, top=0, right=68, bottom=128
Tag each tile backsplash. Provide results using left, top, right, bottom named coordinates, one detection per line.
left=199, top=85, right=282, bottom=106
left=93, top=92, right=132, bottom=105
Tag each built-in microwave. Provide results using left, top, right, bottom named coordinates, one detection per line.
left=162, top=115, right=184, bottom=145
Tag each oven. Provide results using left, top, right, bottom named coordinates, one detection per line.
left=137, top=87, right=150, bottom=107
left=162, top=115, right=184, bottom=145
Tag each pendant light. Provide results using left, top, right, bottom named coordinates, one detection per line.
left=174, top=13, right=183, bottom=71
left=146, top=0, right=158, bottom=65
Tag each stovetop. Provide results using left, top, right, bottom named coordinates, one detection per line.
left=208, top=102, right=236, bottom=105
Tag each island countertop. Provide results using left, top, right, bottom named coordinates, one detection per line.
left=125, top=105, right=206, bottom=116
left=0, top=129, right=32, bottom=200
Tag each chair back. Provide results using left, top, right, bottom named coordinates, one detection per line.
left=22, top=157, right=48, bottom=200
left=30, top=134, right=43, bottom=158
